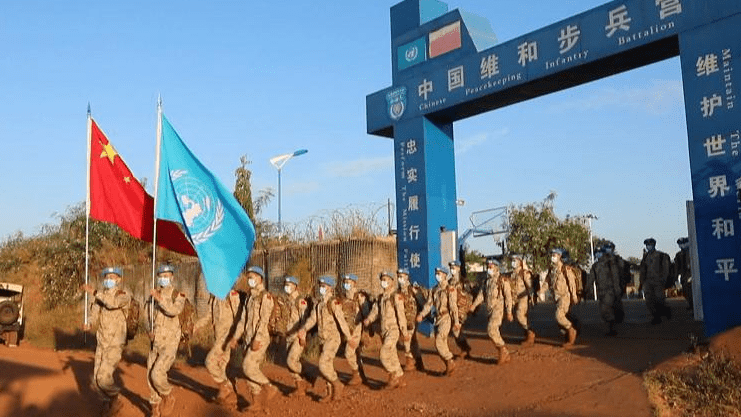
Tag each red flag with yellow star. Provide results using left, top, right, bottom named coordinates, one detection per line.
left=89, top=119, right=196, bottom=256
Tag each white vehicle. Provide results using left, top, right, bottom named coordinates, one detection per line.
left=0, top=282, right=24, bottom=347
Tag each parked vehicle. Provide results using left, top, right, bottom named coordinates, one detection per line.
left=0, top=282, right=24, bottom=347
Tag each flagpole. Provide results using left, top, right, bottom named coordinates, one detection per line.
left=151, top=96, right=163, bottom=329
left=84, top=104, right=92, bottom=345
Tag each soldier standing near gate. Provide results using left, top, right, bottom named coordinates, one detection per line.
left=416, top=266, right=459, bottom=376
left=297, top=276, right=349, bottom=402
left=586, top=243, right=626, bottom=336
left=82, top=266, right=131, bottom=417
left=640, top=238, right=672, bottom=325
left=241, top=266, right=279, bottom=411
left=470, top=259, right=513, bottom=364
left=146, top=265, right=186, bottom=417
left=548, top=249, right=580, bottom=347
left=396, top=268, right=425, bottom=371
left=363, top=271, right=409, bottom=389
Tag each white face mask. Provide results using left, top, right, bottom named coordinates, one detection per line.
left=284, top=285, right=293, bottom=294
left=398, top=277, right=406, bottom=286
left=343, top=283, right=352, bottom=291
left=646, top=245, right=655, bottom=252
left=604, top=248, right=613, bottom=255
left=488, top=267, right=498, bottom=275
left=319, top=286, right=328, bottom=296
left=551, top=255, right=559, bottom=264
left=158, top=277, right=171, bottom=287
left=103, top=278, right=117, bottom=289
left=380, top=280, right=389, bottom=289
left=435, top=273, right=446, bottom=283
left=511, top=260, right=518, bottom=268
left=248, top=278, right=257, bottom=288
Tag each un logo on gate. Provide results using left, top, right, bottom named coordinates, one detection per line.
left=405, top=45, right=419, bottom=63
left=170, top=170, right=224, bottom=245
left=386, top=87, right=407, bottom=121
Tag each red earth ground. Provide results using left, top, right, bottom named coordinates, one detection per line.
left=2, top=298, right=733, bottom=417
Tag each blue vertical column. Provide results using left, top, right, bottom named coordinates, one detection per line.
left=394, top=117, right=458, bottom=291
left=679, top=14, right=741, bottom=337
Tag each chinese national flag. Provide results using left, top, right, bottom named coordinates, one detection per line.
left=88, top=118, right=196, bottom=256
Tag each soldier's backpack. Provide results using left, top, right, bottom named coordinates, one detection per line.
left=455, top=285, right=473, bottom=322
left=173, top=291, right=195, bottom=344
left=268, top=292, right=294, bottom=336
left=123, top=297, right=140, bottom=341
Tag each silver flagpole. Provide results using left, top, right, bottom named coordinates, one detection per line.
left=151, top=96, right=163, bottom=330
left=84, top=104, right=92, bottom=345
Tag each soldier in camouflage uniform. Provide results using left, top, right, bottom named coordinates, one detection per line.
left=448, top=260, right=473, bottom=359
left=417, top=266, right=459, bottom=376
left=674, top=237, right=693, bottom=311
left=511, top=255, right=536, bottom=346
left=337, top=273, right=367, bottom=386
left=396, top=268, right=424, bottom=371
left=146, top=265, right=186, bottom=417
left=297, top=276, right=350, bottom=402
left=586, top=242, right=626, bottom=336
left=470, top=259, right=513, bottom=364
left=282, top=276, right=311, bottom=397
left=548, top=249, right=580, bottom=347
left=192, top=280, right=246, bottom=410
left=639, top=238, right=672, bottom=325
left=82, top=267, right=131, bottom=417
left=240, top=266, right=279, bottom=411
left=364, top=271, right=408, bottom=389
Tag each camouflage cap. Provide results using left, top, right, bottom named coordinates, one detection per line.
left=247, top=266, right=265, bottom=278
left=101, top=266, right=123, bottom=277
left=318, top=275, right=335, bottom=287
left=284, top=276, right=299, bottom=286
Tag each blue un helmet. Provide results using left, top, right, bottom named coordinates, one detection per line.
left=318, top=275, right=336, bottom=287
left=284, top=276, right=299, bottom=286
left=397, top=267, right=410, bottom=276
left=247, top=266, right=265, bottom=279
left=157, top=264, right=175, bottom=275
left=434, top=266, right=449, bottom=275
left=486, top=258, right=501, bottom=267
left=342, top=273, right=358, bottom=282
left=101, top=266, right=123, bottom=277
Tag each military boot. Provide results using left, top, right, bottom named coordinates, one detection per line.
left=331, top=379, right=345, bottom=401
left=289, top=378, right=308, bottom=398
left=264, top=384, right=280, bottom=401
left=444, top=358, right=456, bottom=376
left=415, top=356, right=425, bottom=372
left=563, top=327, right=577, bottom=347
left=387, top=372, right=405, bottom=389
left=245, top=390, right=264, bottom=412
left=160, top=392, right=176, bottom=417
left=149, top=402, right=161, bottom=417
left=403, top=355, right=416, bottom=372
left=318, top=378, right=333, bottom=403
left=497, top=346, right=511, bottom=365
left=347, top=370, right=362, bottom=386
left=522, top=329, right=536, bottom=346
left=104, top=395, right=125, bottom=417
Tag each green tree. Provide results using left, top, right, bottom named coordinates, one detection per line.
left=233, top=155, right=275, bottom=248
left=504, top=193, right=591, bottom=273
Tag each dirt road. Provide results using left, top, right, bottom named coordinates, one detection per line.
left=0, top=299, right=702, bottom=417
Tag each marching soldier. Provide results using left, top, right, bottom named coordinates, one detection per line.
left=511, top=255, right=536, bottom=346
left=337, top=273, right=367, bottom=386
left=448, top=260, right=473, bottom=359
left=674, top=237, right=693, bottom=311
left=82, top=267, right=131, bottom=417
left=470, top=259, right=513, bottom=364
left=640, top=238, right=672, bottom=324
left=363, top=271, right=408, bottom=389
left=192, top=281, right=246, bottom=410
left=241, top=266, right=279, bottom=411
left=416, top=266, right=459, bottom=376
left=396, top=268, right=424, bottom=371
left=146, top=265, right=186, bottom=417
left=586, top=243, right=626, bottom=336
left=548, top=249, right=580, bottom=347
left=297, top=276, right=350, bottom=402
left=282, top=276, right=311, bottom=397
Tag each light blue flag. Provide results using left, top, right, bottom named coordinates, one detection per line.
left=155, top=115, right=255, bottom=299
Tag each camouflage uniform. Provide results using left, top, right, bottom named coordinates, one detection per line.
left=337, top=288, right=366, bottom=384
left=471, top=265, right=513, bottom=362
left=397, top=281, right=424, bottom=370
left=448, top=266, right=473, bottom=358
left=146, top=285, right=185, bottom=408
left=194, top=290, right=246, bottom=405
left=89, top=286, right=131, bottom=405
left=640, top=244, right=672, bottom=323
left=284, top=291, right=310, bottom=385
left=586, top=250, right=626, bottom=335
left=674, top=239, right=693, bottom=310
left=512, top=262, right=536, bottom=344
left=418, top=269, right=459, bottom=374
left=365, top=278, right=408, bottom=387
left=299, top=278, right=349, bottom=401
left=241, top=284, right=277, bottom=399
left=548, top=254, right=580, bottom=346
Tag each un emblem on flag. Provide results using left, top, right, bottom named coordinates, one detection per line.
left=386, top=87, right=407, bottom=121
left=170, top=170, right=224, bottom=245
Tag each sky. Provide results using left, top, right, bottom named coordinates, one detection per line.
left=0, top=0, right=692, bottom=261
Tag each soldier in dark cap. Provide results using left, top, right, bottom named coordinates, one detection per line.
left=674, top=237, right=693, bottom=311
left=639, top=238, right=672, bottom=324
left=586, top=242, right=627, bottom=336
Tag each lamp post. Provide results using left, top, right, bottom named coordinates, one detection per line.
left=270, top=149, right=308, bottom=236
left=585, top=213, right=598, bottom=300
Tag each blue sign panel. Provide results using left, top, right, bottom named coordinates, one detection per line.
left=679, top=14, right=741, bottom=336
left=398, top=37, right=428, bottom=71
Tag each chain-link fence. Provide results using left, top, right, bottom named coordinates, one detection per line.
left=120, top=236, right=398, bottom=319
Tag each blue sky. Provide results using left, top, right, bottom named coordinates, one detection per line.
left=0, top=0, right=691, bottom=260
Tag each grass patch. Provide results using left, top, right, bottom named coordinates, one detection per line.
left=645, top=353, right=741, bottom=417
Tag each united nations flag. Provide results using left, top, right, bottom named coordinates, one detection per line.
left=155, top=115, right=255, bottom=299
left=397, top=36, right=427, bottom=71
